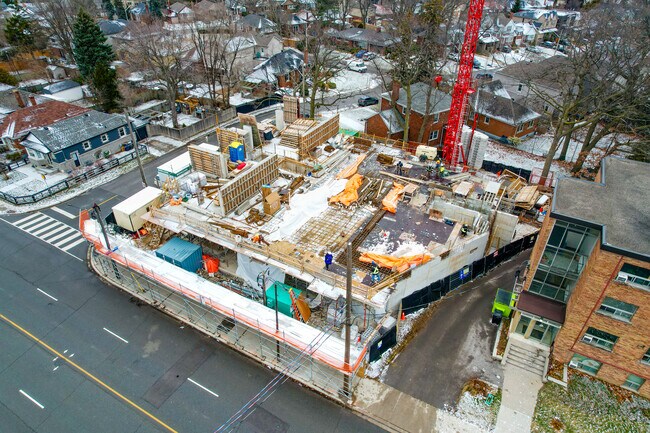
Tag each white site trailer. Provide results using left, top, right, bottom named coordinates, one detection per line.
left=112, top=186, right=163, bottom=232
left=154, top=152, right=192, bottom=186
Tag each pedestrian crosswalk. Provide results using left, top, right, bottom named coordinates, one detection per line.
left=9, top=212, right=86, bottom=254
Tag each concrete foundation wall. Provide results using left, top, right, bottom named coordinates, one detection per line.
left=492, top=211, right=519, bottom=250
left=430, top=200, right=481, bottom=227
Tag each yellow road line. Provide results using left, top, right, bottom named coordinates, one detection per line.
left=0, top=313, right=178, bottom=433
left=98, top=195, right=118, bottom=207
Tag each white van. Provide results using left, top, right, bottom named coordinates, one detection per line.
left=348, top=61, right=367, bottom=73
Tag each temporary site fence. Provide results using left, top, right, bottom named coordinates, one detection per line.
left=0, top=146, right=149, bottom=205
left=81, top=210, right=369, bottom=402
left=146, top=108, right=237, bottom=141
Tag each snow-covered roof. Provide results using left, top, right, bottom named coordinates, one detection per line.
left=98, top=19, right=128, bottom=36
left=379, top=109, right=403, bottom=133
left=480, top=34, right=499, bottom=44
left=239, top=14, right=277, bottom=32
left=42, top=80, right=80, bottom=95
left=245, top=49, right=304, bottom=84
left=331, top=28, right=397, bottom=47
left=381, top=83, right=452, bottom=116
left=226, top=36, right=256, bottom=53
left=478, top=80, right=511, bottom=99
left=471, top=89, right=541, bottom=126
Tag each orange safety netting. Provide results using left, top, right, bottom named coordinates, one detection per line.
left=382, top=182, right=405, bottom=213
left=336, top=154, right=367, bottom=179
left=329, top=173, right=363, bottom=206
left=359, top=251, right=431, bottom=273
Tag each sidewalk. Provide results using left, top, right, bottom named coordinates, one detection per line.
left=494, top=364, right=543, bottom=433
left=352, top=378, right=487, bottom=433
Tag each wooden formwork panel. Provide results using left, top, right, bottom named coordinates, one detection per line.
left=216, top=127, right=243, bottom=153
left=217, top=154, right=279, bottom=215
left=279, top=115, right=340, bottom=159
left=189, top=144, right=227, bottom=178
left=283, top=95, right=299, bottom=124
left=238, top=113, right=263, bottom=147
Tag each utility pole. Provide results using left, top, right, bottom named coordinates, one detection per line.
left=343, top=241, right=352, bottom=397
left=92, top=203, right=111, bottom=252
left=274, top=281, right=281, bottom=362
left=123, top=109, right=147, bottom=188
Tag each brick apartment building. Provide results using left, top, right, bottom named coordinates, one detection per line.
left=365, top=82, right=452, bottom=148
left=504, top=157, right=650, bottom=397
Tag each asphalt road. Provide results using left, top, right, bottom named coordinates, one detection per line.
left=384, top=251, right=531, bottom=409
left=0, top=213, right=384, bottom=432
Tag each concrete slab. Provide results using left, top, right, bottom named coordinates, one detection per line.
left=494, top=364, right=543, bottom=433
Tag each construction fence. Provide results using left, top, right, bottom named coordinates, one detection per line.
left=146, top=107, right=237, bottom=141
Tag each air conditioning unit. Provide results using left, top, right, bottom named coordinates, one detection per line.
left=582, top=336, right=593, bottom=344
left=569, top=361, right=579, bottom=368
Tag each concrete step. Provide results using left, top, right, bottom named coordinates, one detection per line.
left=507, top=350, right=546, bottom=370
left=509, top=346, right=547, bottom=365
left=505, top=356, right=546, bottom=375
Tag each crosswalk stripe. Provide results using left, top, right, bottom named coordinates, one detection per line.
left=52, top=232, right=82, bottom=249
left=60, top=238, right=86, bottom=251
left=39, top=224, right=70, bottom=240
left=21, top=218, right=54, bottom=232
left=13, top=213, right=43, bottom=226
left=44, top=228, right=78, bottom=245
left=16, top=214, right=48, bottom=229
left=32, top=221, right=64, bottom=237
left=51, top=206, right=77, bottom=219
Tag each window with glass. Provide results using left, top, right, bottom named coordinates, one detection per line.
left=582, top=327, right=618, bottom=351
left=642, top=348, right=650, bottom=365
left=516, top=124, right=524, bottom=133
left=484, top=116, right=490, bottom=124
left=429, top=130, right=439, bottom=141
left=622, top=374, right=645, bottom=392
left=570, top=354, right=602, bottom=375
left=616, top=263, right=650, bottom=291
left=598, top=297, right=637, bottom=322
left=529, top=220, right=599, bottom=303
left=82, top=141, right=92, bottom=150
left=433, top=113, right=440, bottom=123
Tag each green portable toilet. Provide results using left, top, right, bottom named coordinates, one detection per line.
left=266, top=282, right=301, bottom=318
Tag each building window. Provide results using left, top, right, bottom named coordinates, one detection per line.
left=581, top=327, right=618, bottom=351
left=569, top=354, right=602, bottom=375
left=642, top=348, right=650, bottom=365
left=82, top=141, right=92, bottom=150
left=544, top=104, right=550, bottom=112
left=528, top=120, right=535, bottom=128
left=101, top=134, right=109, bottom=143
left=401, top=105, right=406, bottom=115
left=517, top=83, right=523, bottom=92
left=622, top=374, right=645, bottom=392
left=118, top=127, right=127, bottom=137
left=429, top=130, right=439, bottom=141
left=484, top=116, right=490, bottom=124
left=598, top=297, right=637, bottom=322
left=433, top=113, right=440, bottom=123
left=616, top=263, right=650, bottom=291
left=516, top=124, right=524, bottom=133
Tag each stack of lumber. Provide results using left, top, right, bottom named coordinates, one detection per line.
left=514, top=185, right=540, bottom=210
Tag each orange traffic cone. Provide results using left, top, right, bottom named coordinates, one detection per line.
left=400, top=311, right=406, bottom=321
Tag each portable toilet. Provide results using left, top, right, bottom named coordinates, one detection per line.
left=155, top=237, right=203, bottom=273
left=266, top=282, right=301, bottom=318
left=229, top=141, right=245, bottom=162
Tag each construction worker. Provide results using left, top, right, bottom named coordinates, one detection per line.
left=252, top=233, right=269, bottom=246
left=371, top=261, right=381, bottom=284
left=460, top=224, right=469, bottom=237
left=396, top=160, right=404, bottom=176
left=324, top=252, right=333, bottom=270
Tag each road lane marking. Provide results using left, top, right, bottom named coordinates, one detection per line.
left=39, top=224, right=69, bottom=240
left=0, top=314, right=178, bottom=433
left=32, top=221, right=64, bottom=237
left=19, top=390, right=44, bottom=409
left=0, top=218, right=84, bottom=262
left=53, top=366, right=59, bottom=371
left=187, top=378, right=219, bottom=398
left=13, top=213, right=42, bottom=225
left=51, top=206, right=77, bottom=219
left=36, top=288, right=58, bottom=302
left=103, top=327, right=129, bottom=344
left=60, top=238, right=86, bottom=252
left=17, top=214, right=48, bottom=229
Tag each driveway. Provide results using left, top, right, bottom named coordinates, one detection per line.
left=384, top=251, right=531, bottom=408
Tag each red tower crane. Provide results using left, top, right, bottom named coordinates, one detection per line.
left=442, top=0, right=486, bottom=172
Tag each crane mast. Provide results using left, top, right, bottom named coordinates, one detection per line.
left=442, top=0, right=485, bottom=172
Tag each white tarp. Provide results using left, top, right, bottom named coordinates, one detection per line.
left=236, top=253, right=285, bottom=291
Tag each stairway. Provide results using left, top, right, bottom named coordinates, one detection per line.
left=504, top=334, right=549, bottom=377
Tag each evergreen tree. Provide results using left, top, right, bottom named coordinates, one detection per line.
left=92, top=60, right=122, bottom=112
left=148, top=0, right=164, bottom=18
left=72, top=9, right=114, bottom=80
left=511, top=0, right=522, bottom=13
left=102, top=0, right=116, bottom=19
left=0, top=68, right=18, bottom=86
left=114, top=0, right=128, bottom=20
left=4, top=14, right=36, bottom=53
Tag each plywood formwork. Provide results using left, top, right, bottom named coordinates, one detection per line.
left=189, top=144, right=228, bottom=178
left=283, top=95, right=299, bottom=124
left=216, top=127, right=244, bottom=153
left=238, top=113, right=263, bottom=147
left=280, top=114, right=340, bottom=160
left=217, top=154, right=279, bottom=216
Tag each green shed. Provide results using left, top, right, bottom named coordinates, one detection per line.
left=492, top=288, right=516, bottom=318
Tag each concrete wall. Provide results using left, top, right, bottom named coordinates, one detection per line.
left=430, top=200, right=481, bottom=227
left=492, top=211, right=518, bottom=250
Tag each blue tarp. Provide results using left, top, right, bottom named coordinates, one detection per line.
left=155, top=237, right=203, bottom=273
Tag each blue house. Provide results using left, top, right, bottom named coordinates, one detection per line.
left=22, top=111, right=136, bottom=171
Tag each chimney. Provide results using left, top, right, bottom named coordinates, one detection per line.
left=13, top=90, right=25, bottom=108
left=391, top=81, right=400, bottom=104
left=29, top=96, right=37, bottom=106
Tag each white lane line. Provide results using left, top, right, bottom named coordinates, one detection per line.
left=45, top=228, right=78, bottom=244
left=16, top=214, right=48, bottom=229
left=51, top=232, right=82, bottom=247
left=19, top=390, right=44, bottom=409
left=52, top=357, right=58, bottom=362
left=36, top=288, right=58, bottom=302
left=38, top=224, right=69, bottom=240
left=103, top=327, right=128, bottom=344
left=22, top=218, right=54, bottom=232
left=32, top=221, right=64, bottom=237
left=53, top=366, right=59, bottom=371
left=187, top=378, right=219, bottom=398
left=60, top=237, right=86, bottom=252
left=51, top=206, right=76, bottom=219
left=13, top=213, right=43, bottom=226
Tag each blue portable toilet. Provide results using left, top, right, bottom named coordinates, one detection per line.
left=229, top=141, right=245, bottom=162
left=155, top=237, right=203, bottom=273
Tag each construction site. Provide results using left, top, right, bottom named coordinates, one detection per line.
left=80, top=97, right=544, bottom=401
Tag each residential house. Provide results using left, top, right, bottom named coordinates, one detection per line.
left=0, top=88, right=50, bottom=121
left=504, top=157, right=650, bottom=398
left=514, top=22, right=537, bottom=46
left=556, top=10, right=581, bottom=32
left=225, top=36, right=257, bottom=70
left=98, top=19, right=129, bottom=45
left=22, top=111, right=134, bottom=171
left=467, top=80, right=540, bottom=140
left=366, top=82, right=452, bottom=146
left=41, top=80, right=84, bottom=103
left=513, top=9, right=558, bottom=44
left=129, top=2, right=147, bottom=21
left=242, top=48, right=304, bottom=95
left=0, top=99, right=89, bottom=151
left=274, top=0, right=299, bottom=11
left=45, top=65, right=68, bottom=81
left=328, top=28, right=397, bottom=54
left=167, top=2, right=194, bottom=23
left=238, top=14, right=278, bottom=35
left=253, top=34, right=283, bottom=59
left=276, top=12, right=308, bottom=36
left=192, top=0, right=224, bottom=18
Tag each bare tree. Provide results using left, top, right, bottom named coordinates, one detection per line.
left=32, top=0, right=97, bottom=61
left=357, top=0, right=372, bottom=28
left=122, top=22, right=193, bottom=128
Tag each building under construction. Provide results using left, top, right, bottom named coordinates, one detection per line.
left=80, top=111, right=543, bottom=401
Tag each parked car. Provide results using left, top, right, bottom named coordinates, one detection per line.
left=476, top=72, right=494, bottom=80
left=526, top=46, right=541, bottom=53
left=355, top=50, right=367, bottom=59
left=362, top=52, right=377, bottom=61
left=500, top=45, right=512, bottom=53
left=348, top=61, right=367, bottom=73
left=542, top=41, right=555, bottom=49
left=358, top=96, right=379, bottom=106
